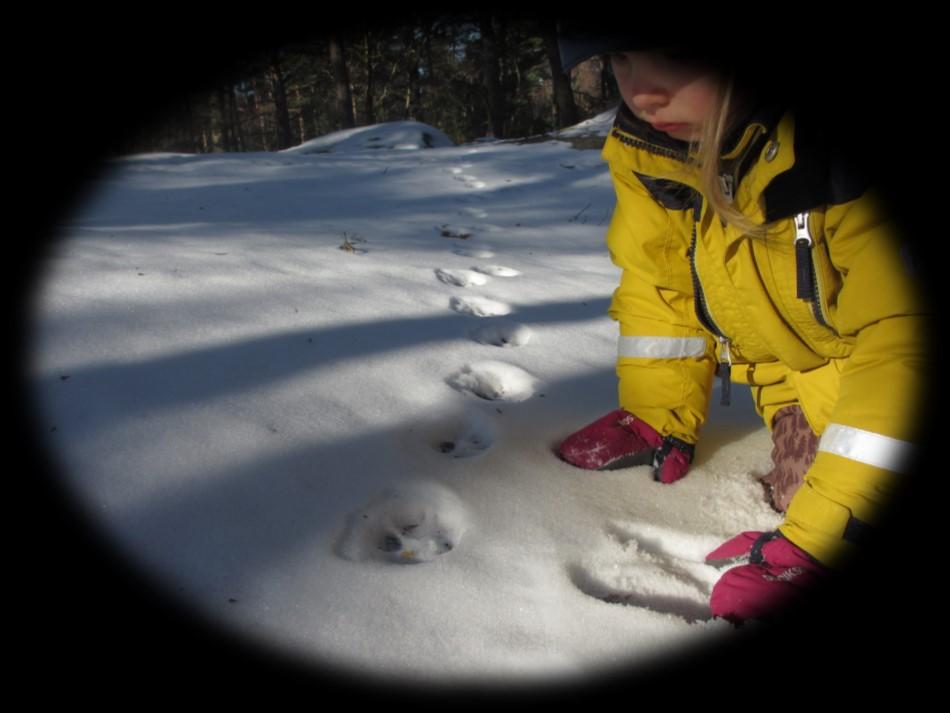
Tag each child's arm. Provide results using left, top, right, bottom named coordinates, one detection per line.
left=604, top=164, right=717, bottom=446
left=779, top=188, right=928, bottom=567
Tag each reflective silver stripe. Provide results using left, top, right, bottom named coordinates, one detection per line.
left=618, top=336, right=707, bottom=359
left=818, top=423, right=915, bottom=473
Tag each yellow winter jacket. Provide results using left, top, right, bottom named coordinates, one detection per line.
left=602, top=101, right=929, bottom=567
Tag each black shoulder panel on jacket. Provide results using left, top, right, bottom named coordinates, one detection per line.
left=763, top=112, right=872, bottom=222
left=633, top=172, right=696, bottom=210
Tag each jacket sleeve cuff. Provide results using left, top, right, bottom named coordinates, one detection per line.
left=779, top=481, right=859, bottom=569
left=780, top=448, right=902, bottom=567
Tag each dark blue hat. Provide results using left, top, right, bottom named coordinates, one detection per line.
left=555, top=21, right=728, bottom=73
left=555, top=20, right=668, bottom=71
left=558, top=34, right=640, bottom=71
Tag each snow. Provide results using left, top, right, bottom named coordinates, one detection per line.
left=434, top=267, right=490, bottom=287
left=30, top=117, right=785, bottom=690
left=281, top=120, right=456, bottom=155
left=447, top=360, right=538, bottom=402
left=553, top=107, right=619, bottom=139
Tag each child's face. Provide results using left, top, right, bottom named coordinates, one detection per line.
left=609, top=50, right=722, bottom=142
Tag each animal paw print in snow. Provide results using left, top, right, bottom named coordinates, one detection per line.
left=337, top=482, right=469, bottom=564
left=377, top=521, right=455, bottom=563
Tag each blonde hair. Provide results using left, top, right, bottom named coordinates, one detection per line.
left=682, top=71, right=770, bottom=239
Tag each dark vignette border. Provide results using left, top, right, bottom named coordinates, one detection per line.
left=12, top=6, right=940, bottom=705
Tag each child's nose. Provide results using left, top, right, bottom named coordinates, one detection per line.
left=627, top=83, right=670, bottom=113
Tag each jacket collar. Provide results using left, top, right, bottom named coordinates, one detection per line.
left=612, top=98, right=787, bottom=165
left=761, top=107, right=872, bottom=221
left=609, top=99, right=870, bottom=221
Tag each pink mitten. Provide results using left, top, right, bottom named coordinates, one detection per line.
left=705, top=530, right=830, bottom=624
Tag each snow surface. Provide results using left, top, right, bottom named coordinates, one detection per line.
left=30, top=117, right=784, bottom=688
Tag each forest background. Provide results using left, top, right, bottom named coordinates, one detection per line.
left=121, top=13, right=618, bottom=156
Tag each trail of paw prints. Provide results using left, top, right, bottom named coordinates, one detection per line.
left=428, top=160, right=535, bottom=468
left=446, top=295, right=534, bottom=347
left=569, top=521, right=723, bottom=622
left=447, top=164, right=491, bottom=217
left=437, top=242, right=530, bottom=341
left=448, top=164, right=487, bottom=190
left=336, top=481, right=468, bottom=564
left=433, top=260, right=517, bottom=284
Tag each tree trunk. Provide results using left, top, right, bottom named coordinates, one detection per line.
left=402, top=25, right=420, bottom=120
left=251, top=77, right=268, bottom=150
left=182, top=94, right=202, bottom=153
left=328, top=34, right=356, bottom=129
left=232, top=82, right=247, bottom=152
left=216, top=81, right=240, bottom=152
left=363, top=32, right=376, bottom=125
left=479, top=12, right=505, bottom=138
left=542, top=19, right=579, bottom=128
left=267, top=49, right=293, bottom=150
left=293, top=85, right=310, bottom=146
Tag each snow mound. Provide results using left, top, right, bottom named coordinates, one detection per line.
left=113, top=152, right=197, bottom=162
left=282, top=120, right=455, bottom=154
left=555, top=107, right=619, bottom=139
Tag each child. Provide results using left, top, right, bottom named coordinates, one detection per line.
left=555, top=29, right=928, bottom=624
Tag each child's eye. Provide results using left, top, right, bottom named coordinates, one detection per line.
left=607, top=52, right=634, bottom=71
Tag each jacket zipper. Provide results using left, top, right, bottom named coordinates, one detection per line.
left=611, top=128, right=690, bottom=162
left=793, top=212, right=836, bottom=333
left=624, top=123, right=767, bottom=407
left=720, top=173, right=735, bottom=203
left=690, top=195, right=732, bottom=406
left=700, top=127, right=766, bottom=404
